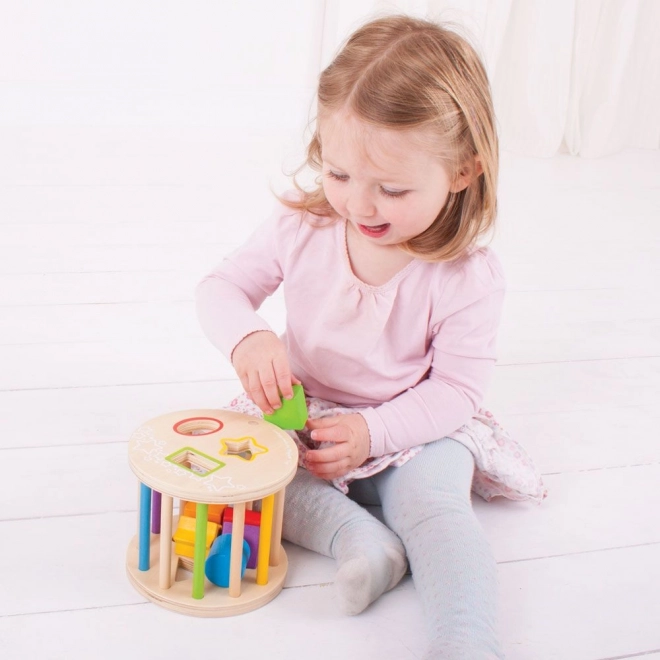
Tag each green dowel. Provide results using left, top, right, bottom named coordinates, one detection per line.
left=192, top=502, right=209, bottom=599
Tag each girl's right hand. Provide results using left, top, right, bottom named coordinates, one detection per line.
left=231, top=331, right=301, bottom=415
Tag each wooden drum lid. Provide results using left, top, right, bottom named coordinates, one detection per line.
left=126, top=409, right=299, bottom=616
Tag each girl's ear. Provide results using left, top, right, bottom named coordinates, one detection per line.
left=450, top=156, right=483, bottom=193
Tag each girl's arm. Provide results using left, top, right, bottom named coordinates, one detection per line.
left=196, top=261, right=277, bottom=361
left=360, top=287, right=505, bottom=457
left=195, top=203, right=300, bottom=411
left=196, top=221, right=284, bottom=359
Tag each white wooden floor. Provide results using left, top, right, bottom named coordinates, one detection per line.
left=1, top=126, right=659, bottom=660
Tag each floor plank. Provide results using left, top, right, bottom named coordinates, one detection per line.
left=501, top=405, right=660, bottom=473
left=0, top=381, right=241, bottom=449
left=489, top=358, right=660, bottom=414
left=500, top=544, right=660, bottom=660
left=0, top=271, right=196, bottom=306
left=0, top=579, right=425, bottom=660
left=1, top=220, right=240, bottom=248
left=0, top=338, right=233, bottom=390
left=0, top=297, right=285, bottom=345
left=0, top=242, right=234, bottom=276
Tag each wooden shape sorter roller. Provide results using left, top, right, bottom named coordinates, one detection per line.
left=126, top=409, right=299, bottom=617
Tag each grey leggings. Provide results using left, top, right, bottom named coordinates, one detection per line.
left=283, top=437, right=504, bottom=660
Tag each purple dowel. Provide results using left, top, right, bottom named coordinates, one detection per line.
left=151, top=490, right=162, bottom=534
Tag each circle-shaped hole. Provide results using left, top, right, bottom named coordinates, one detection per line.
left=173, top=417, right=223, bottom=436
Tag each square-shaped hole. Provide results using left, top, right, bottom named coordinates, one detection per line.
left=165, top=447, right=225, bottom=476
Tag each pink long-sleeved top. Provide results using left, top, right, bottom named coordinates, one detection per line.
left=196, top=199, right=506, bottom=458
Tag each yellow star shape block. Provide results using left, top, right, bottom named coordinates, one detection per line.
left=219, top=436, right=269, bottom=462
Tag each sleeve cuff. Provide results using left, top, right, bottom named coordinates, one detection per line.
left=358, top=407, right=388, bottom=458
left=195, top=288, right=274, bottom=361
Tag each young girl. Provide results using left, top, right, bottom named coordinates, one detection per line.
left=197, top=15, right=544, bottom=660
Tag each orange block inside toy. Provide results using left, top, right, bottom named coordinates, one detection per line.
left=183, top=501, right=227, bottom=525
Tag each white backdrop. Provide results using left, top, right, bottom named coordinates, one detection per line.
left=1, top=0, right=659, bottom=157
left=322, top=0, right=660, bottom=157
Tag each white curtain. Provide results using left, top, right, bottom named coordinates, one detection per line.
left=318, top=0, right=660, bottom=157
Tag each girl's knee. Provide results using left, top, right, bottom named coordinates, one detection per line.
left=391, top=490, right=475, bottom=538
left=374, top=440, right=479, bottom=538
left=416, top=438, right=476, bottom=484
left=377, top=438, right=475, bottom=502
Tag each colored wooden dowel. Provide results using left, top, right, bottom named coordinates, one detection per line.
left=229, top=502, right=246, bottom=598
left=256, top=494, right=275, bottom=585
left=151, top=490, right=162, bottom=534
left=270, top=488, right=285, bottom=567
left=192, top=502, right=208, bottom=599
left=159, top=494, right=174, bottom=589
left=138, top=483, right=152, bottom=571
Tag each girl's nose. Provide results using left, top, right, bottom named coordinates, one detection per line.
left=346, top=186, right=376, bottom=219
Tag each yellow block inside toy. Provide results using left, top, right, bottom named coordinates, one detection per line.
left=172, top=515, right=220, bottom=559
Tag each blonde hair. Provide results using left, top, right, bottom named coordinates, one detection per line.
left=281, top=14, right=498, bottom=262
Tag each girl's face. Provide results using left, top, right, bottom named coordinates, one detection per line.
left=319, top=110, right=465, bottom=246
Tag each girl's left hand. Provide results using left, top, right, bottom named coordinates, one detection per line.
left=303, top=414, right=370, bottom=480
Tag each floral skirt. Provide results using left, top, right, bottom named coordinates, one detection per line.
left=225, top=393, right=547, bottom=503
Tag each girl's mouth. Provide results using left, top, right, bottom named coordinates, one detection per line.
left=357, top=223, right=390, bottom=238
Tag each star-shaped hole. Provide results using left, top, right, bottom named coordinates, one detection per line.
left=219, top=436, right=268, bottom=461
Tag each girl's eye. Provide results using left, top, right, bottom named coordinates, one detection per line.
left=325, top=171, right=408, bottom=198
left=380, top=187, right=408, bottom=198
left=327, top=171, right=348, bottom=182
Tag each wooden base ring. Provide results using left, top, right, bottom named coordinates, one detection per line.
left=125, top=534, right=288, bottom=617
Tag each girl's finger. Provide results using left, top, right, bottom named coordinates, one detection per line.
left=307, top=459, right=347, bottom=480
left=306, top=417, right=343, bottom=437
left=306, top=416, right=337, bottom=428
left=309, top=423, right=346, bottom=443
left=306, top=444, right=346, bottom=464
left=272, top=355, right=294, bottom=400
left=246, top=372, right=273, bottom=415
left=258, top=365, right=284, bottom=412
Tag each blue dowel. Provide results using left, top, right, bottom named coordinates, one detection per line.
left=139, top=483, right=152, bottom=571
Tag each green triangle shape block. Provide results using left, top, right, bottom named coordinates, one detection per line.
left=263, top=384, right=308, bottom=430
